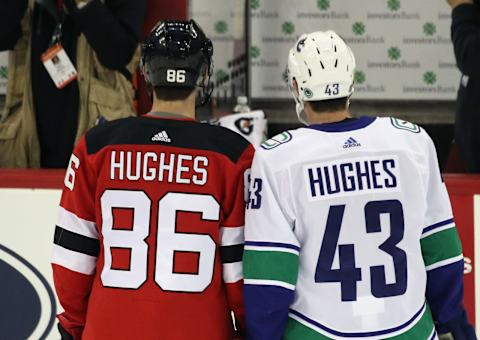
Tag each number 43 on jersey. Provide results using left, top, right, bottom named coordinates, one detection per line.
left=316, top=200, right=407, bottom=301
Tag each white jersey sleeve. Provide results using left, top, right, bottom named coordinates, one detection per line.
left=420, top=133, right=465, bottom=327
left=423, top=135, right=455, bottom=230
left=243, top=148, right=300, bottom=340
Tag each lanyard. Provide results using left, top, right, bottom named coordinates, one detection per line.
left=35, top=0, right=65, bottom=46
left=35, top=0, right=60, bottom=22
left=51, top=22, right=63, bottom=45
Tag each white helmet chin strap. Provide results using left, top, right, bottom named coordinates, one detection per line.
left=296, top=102, right=309, bottom=126
left=293, top=94, right=309, bottom=126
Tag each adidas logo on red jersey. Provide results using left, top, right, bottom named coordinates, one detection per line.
left=152, top=131, right=171, bottom=143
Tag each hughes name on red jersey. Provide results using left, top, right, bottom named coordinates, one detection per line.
left=51, top=116, right=254, bottom=340
left=109, top=150, right=209, bottom=184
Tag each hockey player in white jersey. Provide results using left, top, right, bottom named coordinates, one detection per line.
left=243, top=30, right=476, bottom=340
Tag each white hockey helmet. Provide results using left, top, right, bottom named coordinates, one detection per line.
left=287, top=30, right=356, bottom=124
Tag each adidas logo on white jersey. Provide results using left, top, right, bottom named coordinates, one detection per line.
left=151, top=131, right=171, bottom=143
left=343, top=137, right=361, bottom=149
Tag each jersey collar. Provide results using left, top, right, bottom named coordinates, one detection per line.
left=308, top=116, right=376, bottom=132
left=143, top=112, right=196, bottom=122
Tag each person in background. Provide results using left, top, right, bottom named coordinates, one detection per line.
left=0, top=0, right=146, bottom=168
left=448, top=0, right=480, bottom=172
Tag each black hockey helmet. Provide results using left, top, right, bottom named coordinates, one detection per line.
left=141, top=20, right=214, bottom=106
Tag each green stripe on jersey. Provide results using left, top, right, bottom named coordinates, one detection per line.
left=390, top=305, right=434, bottom=340
left=243, top=250, right=299, bottom=285
left=421, top=227, right=462, bottom=267
left=284, top=304, right=434, bottom=340
left=284, top=318, right=330, bottom=340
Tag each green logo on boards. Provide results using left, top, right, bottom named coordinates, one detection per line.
left=355, top=71, right=366, bottom=85
left=214, top=21, right=228, bottom=34
left=250, top=46, right=261, bottom=59
left=282, top=69, right=289, bottom=83
left=215, top=69, right=228, bottom=82
left=352, top=22, right=365, bottom=36
left=388, top=0, right=401, bottom=11
left=391, top=118, right=421, bottom=133
left=424, top=71, right=437, bottom=85
left=423, top=22, right=436, bottom=36
left=282, top=22, right=295, bottom=35
left=388, top=47, right=401, bottom=61
left=251, top=0, right=260, bottom=10
left=0, top=66, right=7, bottom=79
left=317, top=0, right=330, bottom=10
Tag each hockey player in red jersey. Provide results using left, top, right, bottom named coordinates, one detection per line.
left=51, top=20, right=253, bottom=340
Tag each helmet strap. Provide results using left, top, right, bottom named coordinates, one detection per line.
left=295, top=97, right=309, bottom=126
left=195, top=61, right=213, bottom=107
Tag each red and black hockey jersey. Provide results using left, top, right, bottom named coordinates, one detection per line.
left=51, top=115, right=254, bottom=340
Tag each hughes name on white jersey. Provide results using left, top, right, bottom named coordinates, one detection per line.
left=244, top=117, right=465, bottom=340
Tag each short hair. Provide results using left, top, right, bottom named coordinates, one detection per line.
left=154, top=86, right=195, bottom=101
left=307, top=97, right=349, bottom=114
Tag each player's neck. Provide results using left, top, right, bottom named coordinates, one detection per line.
left=307, top=109, right=352, bottom=125
left=149, top=98, right=196, bottom=120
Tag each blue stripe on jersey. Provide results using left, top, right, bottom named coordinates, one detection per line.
left=245, top=241, right=300, bottom=252
left=245, top=284, right=295, bottom=340
left=429, top=330, right=437, bottom=340
left=422, top=218, right=455, bottom=235
left=308, top=116, right=376, bottom=133
left=426, top=259, right=464, bottom=324
left=290, top=304, right=426, bottom=338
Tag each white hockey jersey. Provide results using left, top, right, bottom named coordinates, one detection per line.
left=244, top=116, right=465, bottom=339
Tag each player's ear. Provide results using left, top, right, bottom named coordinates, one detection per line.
left=140, top=59, right=155, bottom=102
left=292, top=78, right=300, bottom=97
left=140, top=57, right=148, bottom=83
left=198, top=64, right=209, bottom=86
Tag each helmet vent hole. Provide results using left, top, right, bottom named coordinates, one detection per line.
left=334, top=45, right=337, bottom=53
left=316, top=48, right=321, bottom=55
left=320, top=61, right=325, bottom=69
left=334, top=59, right=338, bottom=68
left=347, top=65, right=349, bottom=72
left=308, top=69, right=312, bottom=77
